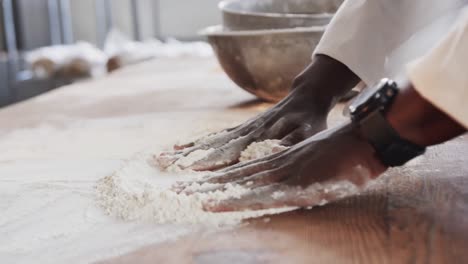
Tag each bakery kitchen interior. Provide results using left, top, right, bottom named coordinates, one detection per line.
left=1, top=0, right=467, bottom=263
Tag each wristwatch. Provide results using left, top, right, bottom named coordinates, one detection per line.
left=349, top=78, right=426, bottom=167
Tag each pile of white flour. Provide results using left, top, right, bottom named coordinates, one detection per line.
left=96, top=139, right=295, bottom=226
left=92, top=106, right=360, bottom=234
left=96, top=150, right=294, bottom=226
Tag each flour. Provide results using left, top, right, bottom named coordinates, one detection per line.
left=240, top=140, right=289, bottom=162
left=96, top=137, right=364, bottom=226
left=165, top=148, right=215, bottom=172
left=96, top=153, right=294, bottom=226
left=301, top=180, right=362, bottom=205
left=271, top=191, right=286, bottom=199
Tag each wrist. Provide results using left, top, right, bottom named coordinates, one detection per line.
left=385, top=82, right=429, bottom=146
left=290, top=54, right=361, bottom=113
left=338, top=122, right=389, bottom=182
left=349, top=79, right=427, bottom=167
left=386, top=81, right=466, bottom=147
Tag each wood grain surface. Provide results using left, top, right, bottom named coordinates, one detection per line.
left=1, top=58, right=466, bottom=264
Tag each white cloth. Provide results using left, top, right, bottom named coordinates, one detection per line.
left=315, top=0, right=468, bottom=127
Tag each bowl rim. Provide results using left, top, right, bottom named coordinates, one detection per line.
left=199, top=25, right=326, bottom=36
left=219, top=0, right=335, bottom=19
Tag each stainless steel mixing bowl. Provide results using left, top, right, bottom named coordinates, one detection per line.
left=220, top=0, right=343, bottom=31
left=201, top=25, right=325, bottom=102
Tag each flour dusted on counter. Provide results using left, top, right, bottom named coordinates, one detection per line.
left=96, top=135, right=367, bottom=226
left=240, top=140, right=289, bottom=162
left=96, top=153, right=294, bottom=226
left=96, top=136, right=362, bottom=226
left=95, top=139, right=293, bottom=225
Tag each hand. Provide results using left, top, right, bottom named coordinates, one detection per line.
left=196, top=80, right=468, bottom=212
left=157, top=55, right=360, bottom=171
left=176, top=122, right=387, bottom=212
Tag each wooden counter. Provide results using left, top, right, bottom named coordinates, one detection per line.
left=1, top=58, right=467, bottom=264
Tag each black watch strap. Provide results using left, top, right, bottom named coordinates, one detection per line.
left=358, top=110, right=426, bottom=167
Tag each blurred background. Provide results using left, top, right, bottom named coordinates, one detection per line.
left=0, top=0, right=222, bottom=107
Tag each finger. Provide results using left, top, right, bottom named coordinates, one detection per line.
left=155, top=146, right=209, bottom=170
left=203, top=184, right=340, bottom=212
left=163, top=127, right=269, bottom=172
left=156, top=144, right=208, bottom=168
left=174, top=142, right=194, bottom=151
left=174, top=181, right=224, bottom=195
left=186, top=168, right=288, bottom=195
left=216, top=149, right=283, bottom=173
left=154, top=153, right=179, bottom=169
left=233, top=167, right=289, bottom=188
left=170, top=182, right=188, bottom=193
left=161, top=132, right=248, bottom=171
left=173, top=133, right=215, bottom=152
left=280, top=128, right=305, bottom=146
left=281, top=123, right=324, bottom=146
left=158, top=150, right=183, bottom=157
left=157, top=145, right=197, bottom=162
left=263, top=117, right=299, bottom=140
left=194, top=128, right=233, bottom=143
left=225, top=124, right=242, bottom=133
left=203, top=178, right=365, bottom=213
left=173, top=127, right=243, bottom=155
left=202, top=185, right=297, bottom=212
left=188, top=135, right=253, bottom=171
left=178, top=155, right=278, bottom=190
left=202, top=157, right=280, bottom=184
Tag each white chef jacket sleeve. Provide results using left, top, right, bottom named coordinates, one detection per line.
left=314, top=0, right=467, bottom=128
left=314, top=0, right=465, bottom=85
left=407, top=7, right=468, bottom=128
left=314, top=0, right=395, bottom=85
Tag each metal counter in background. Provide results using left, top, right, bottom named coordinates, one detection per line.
left=0, top=0, right=222, bottom=107
left=0, top=0, right=74, bottom=107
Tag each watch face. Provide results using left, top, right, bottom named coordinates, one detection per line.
left=349, top=85, right=379, bottom=113
left=349, top=79, right=388, bottom=115
left=348, top=78, right=398, bottom=121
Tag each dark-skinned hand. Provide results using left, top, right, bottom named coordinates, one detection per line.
left=175, top=122, right=387, bottom=212
left=189, top=82, right=467, bottom=212
left=156, top=55, right=360, bottom=171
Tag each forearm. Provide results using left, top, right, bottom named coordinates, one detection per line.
left=386, top=82, right=466, bottom=147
